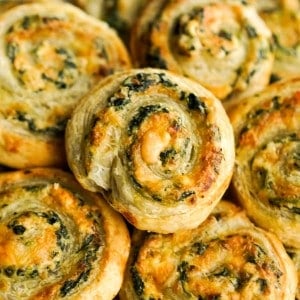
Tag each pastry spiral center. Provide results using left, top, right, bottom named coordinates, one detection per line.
left=5, top=15, right=109, bottom=92
left=0, top=183, right=104, bottom=298
left=1, top=211, right=67, bottom=269
left=251, top=136, right=300, bottom=211
left=132, top=233, right=283, bottom=299
left=172, top=3, right=246, bottom=93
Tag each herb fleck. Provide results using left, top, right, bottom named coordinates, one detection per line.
left=128, top=105, right=168, bottom=134
left=6, top=42, right=19, bottom=62
left=160, top=148, right=177, bottom=166
left=218, top=30, right=232, bottom=41
left=192, top=242, right=207, bottom=255
left=257, top=278, right=268, bottom=292
left=178, top=190, right=196, bottom=201
left=130, top=266, right=144, bottom=296
left=245, top=25, right=258, bottom=38
left=178, top=261, right=189, bottom=282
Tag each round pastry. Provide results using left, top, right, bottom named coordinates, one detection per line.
left=0, top=168, right=130, bottom=299
left=229, top=77, right=300, bottom=248
left=0, top=2, right=131, bottom=169
left=65, top=68, right=235, bottom=233
left=119, top=200, right=297, bottom=300
left=130, top=0, right=274, bottom=103
left=70, top=0, right=147, bottom=43
left=253, top=0, right=300, bottom=82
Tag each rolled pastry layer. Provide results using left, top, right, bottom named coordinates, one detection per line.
left=66, top=68, right=235, bottom=233
left=229, top=77, right=300, bottom=248
left=254, top=0, right=300, bottom=82
left=130, top=0, right=274, bottom=103
left=0, top=2, right=131, bottom=168
left=119, top=201, right=297, bottom=300
left=0, top=168, right=130, bottom=300
left=70, top=0, right=147, bottom=43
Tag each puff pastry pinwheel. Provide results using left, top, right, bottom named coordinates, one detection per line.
left=70, top=0, right=147, bottom=43
left=130, top=0, right=274, bottom=103
left=119, top=201, right=297, bottom=300
left=253, top=0, right=300, bottom=82
left=65, top=68, right=235, bottom=233
left=0, top=168, right=130, bottom=300
left=0, top=2, right=131, bottom=169
left=229, top=77, right=300, bottom=248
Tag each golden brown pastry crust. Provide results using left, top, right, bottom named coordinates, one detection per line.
left=71, top=0, right=147, bottom=43
left=0, top=2, right=131, bottom=169
left=254, top=0, right=300, bottom=82
left=0, top=0, right=56, bottom=13
left=229, top=77, right=300, bottom=248
left=119, top=201, right=297, bottom=300
left=66, top=68, right=235, bottom=233
left=0, top=168, right=130, bottom=299
left=130, top=0, right=274, bottom=103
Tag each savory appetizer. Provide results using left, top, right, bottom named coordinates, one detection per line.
left=130, top=0, right=274, bottom=104
left=229, top=77, right=300, bottom=248
left=120, top=201, right=297, bottom=299
left=0, top=168, right=130, bottom=299
left=66, top=68, right=235, bottom=233
left=0, top=2, right=131, bottom=168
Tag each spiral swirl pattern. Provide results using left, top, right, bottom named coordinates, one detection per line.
left=230, top=77, right=300, bottom=247
left=254, top=0, right=300, bottom=82
left=119, top=201, right=297, bottom=299
left=130, top=0, right=274, bottom=103
left=66, top=68, right=234, bottom=233
left=0, top=168, right=130, bottom=299
left=0, top=2, right=131, bottom=168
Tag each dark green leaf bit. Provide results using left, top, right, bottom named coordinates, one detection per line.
left=123, top=72, right=176, bottom=93
left=245, top=25, right=258, bottom=38
left=128, top=105, right=168, bottom=135
left=107, top=72, right=177, bottom=111
left=60, top=233, right=101, bottom=297
left=15, top=111, right=67, bottom=136
left=178, top=261, right=189, bottom=282
left=130, top=266, right=145, bottom=296
left=180, top=91, right=208, bottom=114
left=178, top=190, right=196, bottom=202
left=6, top=42, right=19, bottom=62
left=159, top=148, right=177, bottom=166
left=7, top=219, right=26, bottom=235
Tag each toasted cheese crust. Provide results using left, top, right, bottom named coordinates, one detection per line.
left=229, top=77, right=300, bottom=248
left=120, top=201, right=297, bottom=299
left=0, top=168, right=130, bottom=300
left=66, top=68, right=235, bottom=233
left=0, top=2, right=131, bottom=168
